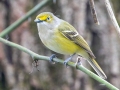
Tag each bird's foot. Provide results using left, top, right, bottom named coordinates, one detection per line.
left=63, top=57, right=72, bottom=67
left=75, top=56, right=82, bottom=69
left=64, top=54, right=75, bottom=67
left=49, top=54, right=56, bottom=64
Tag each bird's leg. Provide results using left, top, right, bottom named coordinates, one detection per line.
left=49, top=54, right=56, bottom=64
left=64, top=53, right=75, bottom=67
left=75, top=56, right=82, bottom=69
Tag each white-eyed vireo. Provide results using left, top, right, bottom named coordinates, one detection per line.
left=34, top=12, right=107, bottom=79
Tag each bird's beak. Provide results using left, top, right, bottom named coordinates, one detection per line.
left=34, top=18, right=43, bottom=23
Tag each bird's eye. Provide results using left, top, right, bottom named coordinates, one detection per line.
left=47, top=17, right=50, bottom=20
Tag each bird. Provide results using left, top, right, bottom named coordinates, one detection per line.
left=34, top=12, right=107, bottom=79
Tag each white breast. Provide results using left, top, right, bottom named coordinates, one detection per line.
left=37, top=18, right=61, bottom=41
left=37, top=23, right=54, bottom=45
left=36, top=17, right=62, bottom=52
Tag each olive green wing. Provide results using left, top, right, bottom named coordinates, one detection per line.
left=57, top=21, right=95, bottom=58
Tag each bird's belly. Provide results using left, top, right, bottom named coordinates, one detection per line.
left=41, top=35, right=80, bottom=55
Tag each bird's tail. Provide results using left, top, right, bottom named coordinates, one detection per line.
left=87, top=58, right=107, bottom=79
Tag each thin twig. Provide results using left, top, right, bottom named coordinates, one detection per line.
left=89, top=0, right=100, bottom=25
left=0, top=37, right=119, bottom=90
left=105, top=0, right=120, bottom=37
left=0, top=0, right=52, bottom=38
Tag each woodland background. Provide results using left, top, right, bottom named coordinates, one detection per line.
left=0, top=0, right=120, bottom=90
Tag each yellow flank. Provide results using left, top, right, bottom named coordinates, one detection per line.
left=53, top=30, right=81, bottom=55
left=43, top=28, right=90, bottom=57
left=42, top=29, right=81, bottom=55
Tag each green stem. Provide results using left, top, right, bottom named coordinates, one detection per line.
left=0, top=0, right=52, bottom=38
left=0, top=37, right=119, bottom=90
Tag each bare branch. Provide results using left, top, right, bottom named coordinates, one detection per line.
left=89, top=0, right=100, bottom=25
left=105, top=0, right=120, bottom=36
left=0, top=0, right=52, bottom=38
left=0, top=37, right=119, bottom=90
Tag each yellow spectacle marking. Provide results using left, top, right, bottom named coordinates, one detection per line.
left=36, top=15, right=48, bottom=21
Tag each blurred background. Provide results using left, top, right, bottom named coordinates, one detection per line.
left=0, top=0, right=120, bottom=90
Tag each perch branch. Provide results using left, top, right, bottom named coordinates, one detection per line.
left=0, top=0, right=52, bottom=38
left=0, top=37, right=119, bottom=90
left=89, top=0, right=100, bottom=25
left=105, top=0, right=120, bottom=36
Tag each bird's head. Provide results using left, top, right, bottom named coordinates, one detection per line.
left=34, top=12, right=54, bottom=23
left=34, top=12, right=61, bottom=29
